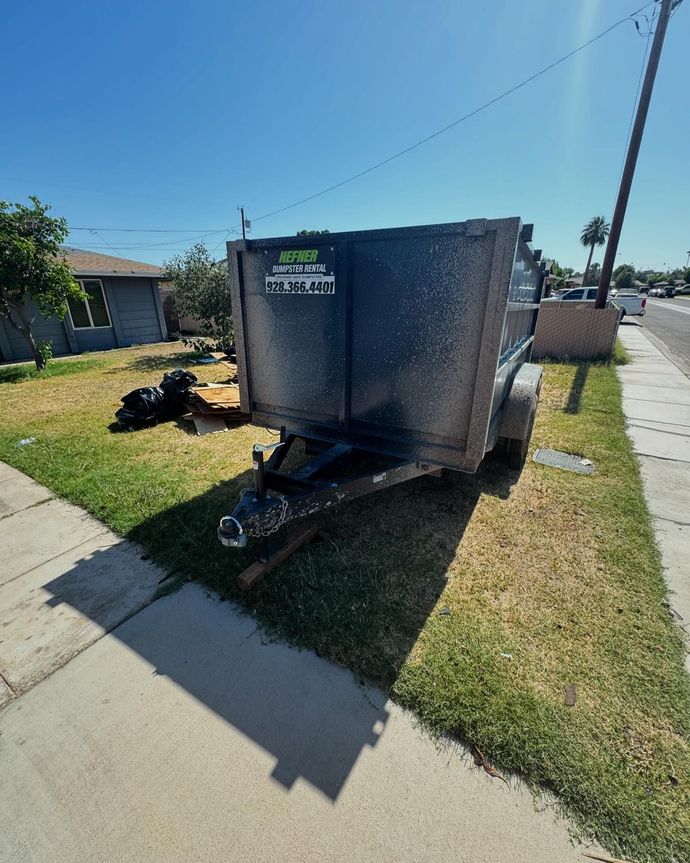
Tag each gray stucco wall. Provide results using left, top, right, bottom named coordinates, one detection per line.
left=0, top=276, right=166, bottom=363
left=0, top=301, right=71, bottom=361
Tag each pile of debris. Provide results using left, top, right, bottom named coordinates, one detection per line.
left=114, top=369, right=198, bottom=431
left=184, top=383, right=251, bottom=435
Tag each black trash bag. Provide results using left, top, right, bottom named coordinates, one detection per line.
left=114, top=368, right=198, bottom=431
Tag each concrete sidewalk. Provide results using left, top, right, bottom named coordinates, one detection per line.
left=0, top=468, right=593, bottom=863
left=0, top=462, right=162, bottom=706
left=618, top=322, right=690, bottom=664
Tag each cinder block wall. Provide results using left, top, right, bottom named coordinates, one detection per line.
left=532, top=304, right=620, bottom=361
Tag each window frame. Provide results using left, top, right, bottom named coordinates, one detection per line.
left=564, top=289, right=585, bottom=300
left=68, top=279, right=113, bottom=330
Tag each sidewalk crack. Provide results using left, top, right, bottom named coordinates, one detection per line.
left=0, top=530, right=115, bottom=589
left=0, top=496, right=54, bottom=522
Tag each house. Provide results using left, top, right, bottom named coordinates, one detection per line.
left=563, top=276, right=583, bottom=289
left=0, top=248, right=168, bottom=362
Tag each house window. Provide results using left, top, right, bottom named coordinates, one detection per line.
left=68, top=280, right=112, bottom=329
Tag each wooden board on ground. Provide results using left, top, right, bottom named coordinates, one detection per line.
left=207, top=352, right=237, bottom=372
left=191, top=414, right=228, bottom=436
left=185, top=383, right=250, bottom=425
left=237, top=526, right=319, bottom=591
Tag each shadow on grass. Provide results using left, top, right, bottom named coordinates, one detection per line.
left=41, top=454, right=516, bottom=800
left=104, top=351, right=206, bottom=374
left=564, top=363, right=590, bottom=415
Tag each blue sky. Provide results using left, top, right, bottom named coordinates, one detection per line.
left=2, top=0, right=687, bottom=271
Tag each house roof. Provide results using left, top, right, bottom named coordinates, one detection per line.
left=62, top=247, right=164, bottom=277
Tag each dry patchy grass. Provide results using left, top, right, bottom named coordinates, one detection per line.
left=0, top=342, right=688, bottom=862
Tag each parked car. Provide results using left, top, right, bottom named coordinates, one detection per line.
left=678, top=284, right=690, bottom=295
left=541, top=286, right=599, bottom=303
left=648, top=285, right=677, bottom=298
left=614, top=290, right=647, bottom=316
left=541, top=286, right=646, bottom=316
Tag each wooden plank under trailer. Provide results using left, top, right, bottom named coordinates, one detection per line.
left=236, top=525, right=320, bottom=591
left=219, top=431, right=441, bottom=590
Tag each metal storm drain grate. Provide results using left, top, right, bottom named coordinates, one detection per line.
left=532, top=449, right=595, bottom=475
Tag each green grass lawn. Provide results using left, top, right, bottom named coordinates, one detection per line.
left=1, top=342, right=688, bottom=862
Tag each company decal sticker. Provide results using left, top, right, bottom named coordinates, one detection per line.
left=264, top=246, right=335, bottom=295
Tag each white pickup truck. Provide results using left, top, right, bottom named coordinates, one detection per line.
left=543, top=286, right=646, bottom=317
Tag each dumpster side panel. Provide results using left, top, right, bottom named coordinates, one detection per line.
left=349, top=232, right=496, bottom=445
left=488, top=241, right=543, bottom=440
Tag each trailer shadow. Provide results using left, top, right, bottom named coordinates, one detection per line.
left=40, top=457, right=515, bottom=802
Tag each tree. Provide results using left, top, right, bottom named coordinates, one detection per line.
left=613, top=263, right=635, bottom=280
left=615, top=270, right=635, bottom=291
left=0, top=197, right=84, bottom=370
left=163, top=243, right=233, bottom=348
left=683, top=267, right=690, bottom=284
left=580, top=216, right=610, bottom=287
left=296, top=229, right=330, bottom=236
left=588, top=262, right=602, bottom=284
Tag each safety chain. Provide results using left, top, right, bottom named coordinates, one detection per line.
left=240, top=489, right=289, bottom=537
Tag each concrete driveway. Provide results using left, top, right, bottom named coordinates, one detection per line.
left=0, top=464, right=593, bottom=863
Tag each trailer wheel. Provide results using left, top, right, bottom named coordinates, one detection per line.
left=504, top=405, right=536, bottom=470
left=496, top=363, right=542, bottom=471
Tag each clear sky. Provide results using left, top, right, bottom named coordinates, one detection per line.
left=2, top=0, right=688, bottom=271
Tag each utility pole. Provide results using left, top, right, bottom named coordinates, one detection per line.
left=240, top=206, right=247, bottom=241
left=596, top=0, right=676, bottom=308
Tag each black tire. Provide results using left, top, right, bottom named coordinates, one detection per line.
left=503, top=397, right=538, bottom=471
left=506, top=435, right=529, bottom=471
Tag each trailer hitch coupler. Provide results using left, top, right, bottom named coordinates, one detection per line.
left=218, top=515, right=248, bottom=548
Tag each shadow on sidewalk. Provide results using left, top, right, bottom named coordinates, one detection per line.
left=40, top=455, right=516, bottom=800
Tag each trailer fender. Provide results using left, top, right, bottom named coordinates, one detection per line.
left=498, top=362, right=543, bottom=443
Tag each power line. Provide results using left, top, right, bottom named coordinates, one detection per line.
left=71, top=229, right=232, bottom=249
left=89, top=229, right=120, bottom=255
left=70, top=0, right=656, bottom=247
left=244, top=0, right=657, bottom=227
left=70, top=226, right=228, bottom=233
left=617, top=2, right=657, bottom=188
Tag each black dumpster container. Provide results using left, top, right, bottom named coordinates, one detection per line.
left=227, top=217, right=543, bottom=473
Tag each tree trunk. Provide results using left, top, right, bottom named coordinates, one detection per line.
left=4, top=304, right=45, bottom=370
left=24, top=330, right=45, bottom=371
left=582, top=243, right=595, bottom=287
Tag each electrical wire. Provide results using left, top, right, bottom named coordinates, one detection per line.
left=616, top=2, right=657, bottom=189
left=70, top=226, right=228, bottom=232
left=71, top=0, right=658, bottom=249
left=243, top=0, right=658, bottom=228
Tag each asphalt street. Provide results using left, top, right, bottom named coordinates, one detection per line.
left=630, top=297, right=690, bottom=375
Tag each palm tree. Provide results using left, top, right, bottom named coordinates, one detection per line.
left=580, top=216, right=610, bottom=287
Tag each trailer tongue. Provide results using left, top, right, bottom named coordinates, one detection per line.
left=219, top=217, right=546, bottom=586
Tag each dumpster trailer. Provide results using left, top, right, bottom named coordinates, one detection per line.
left=218, top=217, right=545, bottom=586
